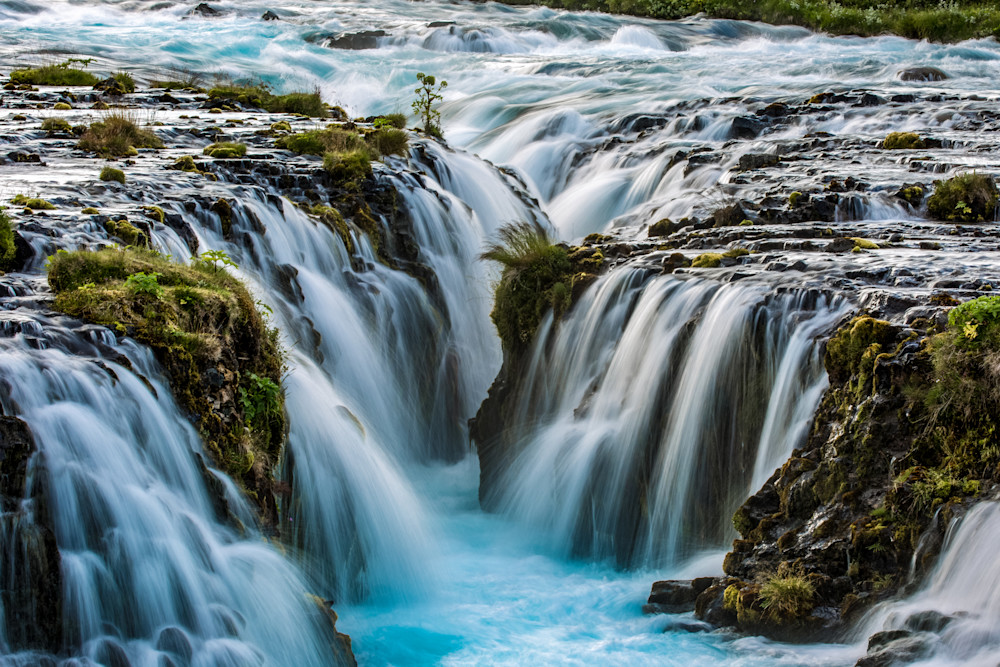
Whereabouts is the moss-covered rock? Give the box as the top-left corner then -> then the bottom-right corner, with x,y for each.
881,132 -> 926,150
47,248 -> 286,526
927,172 -> 998,223
99,166 -> 126,184
203,142 -> 247,158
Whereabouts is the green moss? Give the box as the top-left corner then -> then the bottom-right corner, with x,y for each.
376,113 -> 407,129
99,166 -> 126,184
882,132 -> 926,150
850,237 -> 879,250
143,205 -> 165,224
648,218 -> 676,237
78,111 -> 163,157
104,219 -> 146,247
310,204 -> 353,254
47,248 -> 285,509
269,121 -> 292,133
81,207 -> 99,215
927,173 -> 998,223
52,102 -> 71,111
11,195 -> 55,210
789,191 -> 803,208
824,316 -> 895,388
40,117 -> 72,134
10,64 -> 98,87
692,252 -> 723,268
0,208 -> 15,272
203,142 -> 247,158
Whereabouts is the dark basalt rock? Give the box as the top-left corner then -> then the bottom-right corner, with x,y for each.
856,632 -> 931,667
645,578 -> 715,613
898,67 -> 948,82
326,30 -> 388,50
188,2 -> 222,17
730,116 -> 765,139
261,10 -> 280,20
738,153 -> 779,171
0,417 -> 62,652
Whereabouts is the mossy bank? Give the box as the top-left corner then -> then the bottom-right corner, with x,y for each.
47,247 -> 287,528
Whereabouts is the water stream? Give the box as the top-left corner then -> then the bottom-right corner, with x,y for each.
1,0 -> 999,665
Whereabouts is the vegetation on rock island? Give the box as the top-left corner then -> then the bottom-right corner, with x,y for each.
207,80 -> 328,117
927,172 -> 998,223
10,59 -> 100,86
47,247 -> 286,523
698,295 -> 1000,641
497,0 -> 1000,42
481,222 -> 605,351
77,111 -> 163,157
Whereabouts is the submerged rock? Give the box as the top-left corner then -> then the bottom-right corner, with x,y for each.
326,30 -> 387,50
898,67 -> 948,82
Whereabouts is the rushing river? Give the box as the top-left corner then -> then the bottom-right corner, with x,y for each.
1,0 -> 999,665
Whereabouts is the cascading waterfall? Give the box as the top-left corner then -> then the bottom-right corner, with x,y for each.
0,311 -> 344,665
858,502 -> 1000,666
1,0 -> 1000,663
487,266 -> 850,567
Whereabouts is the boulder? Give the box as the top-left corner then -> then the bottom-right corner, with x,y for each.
326,30 -> 387,50
738,153 -> 779,171
898,67 -> 948,82
261,10 -> 280,20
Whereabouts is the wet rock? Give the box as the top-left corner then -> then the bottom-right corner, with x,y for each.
188,2 -> 222,17
612,113 -> 670,134
660,252 -> 690,274
738,153 -> 779,171
0,417 -> 62,652
428,20 -> 456,28
904,610 -> 953,633
94,77 -> 128,96
261,10 -> 280,20
326,30 -> 388,50
156,626 -> 194,663
758,102 -> 790,118
7,151 -> 41,164
730,116 -> 765,139
898,67 -> 948,82
856,632 -> 930,667
855,93 -> 885,107
646,578 -> 715,613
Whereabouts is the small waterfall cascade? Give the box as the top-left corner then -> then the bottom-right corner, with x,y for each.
0,307 -> 344,665
859,501 -> 1000,666
486,267 -> 850,567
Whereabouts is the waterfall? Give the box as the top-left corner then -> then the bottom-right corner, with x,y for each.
0,311 -> 345,665
486,267 -> 850,567
859,501 -> 1000,666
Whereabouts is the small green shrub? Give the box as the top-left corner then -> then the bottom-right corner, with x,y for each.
947,295 -> 1000,347
412,72 -> 447,138
124,271 -> 163,298
208,81 -> 327,117
99,166 -> 126,184
52,102 -> 71,110
882,132 -> 925,150
203,142 -> 247,158
927,173 -> 998,223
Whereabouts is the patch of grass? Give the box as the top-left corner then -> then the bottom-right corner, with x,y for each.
113,71 -> 136,94
11,195 -> 55,210
208,81 -> 328,117
276,128 -> 369,156
366,127 -> 409,156
927,172 -> 998,223
323,150 -> 372,184
10,62 -> 99,86
77,111 -> 164,157
203,142 -> 247,158
758,573 -> 815,619
481,222 -> 573,350
99,166 -> 126,184
47,247 -> 285,503
375,113 -> 407,129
